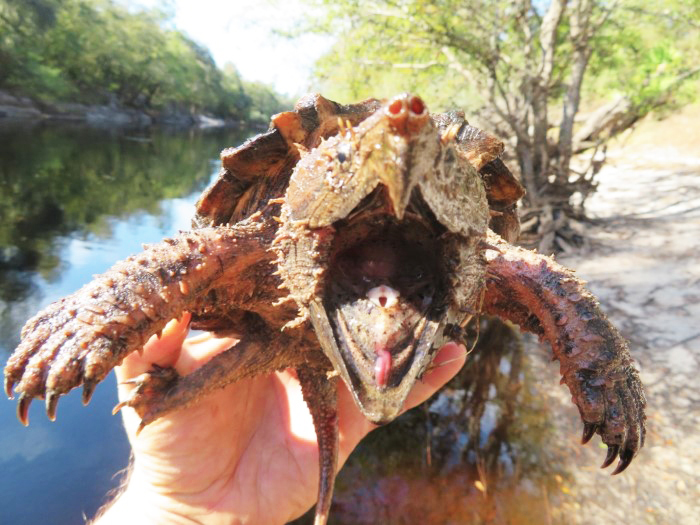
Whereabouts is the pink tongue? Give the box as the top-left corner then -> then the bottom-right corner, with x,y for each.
374,345 -> 392,387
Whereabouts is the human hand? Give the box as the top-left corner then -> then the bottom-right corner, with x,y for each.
95,314 -> 466,524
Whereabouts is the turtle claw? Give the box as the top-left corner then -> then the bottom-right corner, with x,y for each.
45,391 -> 60,421
113,367 -> 180,421
82,379 -> 97,406
17,394 -> 31,426
612,447 -> 635,475
112,400 -> 129,416
5,377 -> 14,399
581,422 -> 597,445
600,444 -> 620,469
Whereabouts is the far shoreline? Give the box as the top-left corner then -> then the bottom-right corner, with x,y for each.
0,89 -> 256,130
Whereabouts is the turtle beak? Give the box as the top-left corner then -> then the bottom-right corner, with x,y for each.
376,94 -> 437,220
309,297 -> 445,424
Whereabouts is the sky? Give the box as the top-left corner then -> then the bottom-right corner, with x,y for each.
121,0 -> 333,96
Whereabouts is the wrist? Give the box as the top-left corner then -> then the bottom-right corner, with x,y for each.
93,466 -> 264,525
93,472 -> 202,525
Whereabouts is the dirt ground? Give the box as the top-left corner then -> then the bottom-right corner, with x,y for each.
538,104 -> 700,524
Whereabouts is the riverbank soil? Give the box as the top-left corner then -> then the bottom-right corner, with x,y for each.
538,104 -> 700,524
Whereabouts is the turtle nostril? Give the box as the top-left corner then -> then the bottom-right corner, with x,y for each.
409,96 -> 425,115
388,98 -> 404,115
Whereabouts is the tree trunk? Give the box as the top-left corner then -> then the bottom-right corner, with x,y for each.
557,0 -> 593,185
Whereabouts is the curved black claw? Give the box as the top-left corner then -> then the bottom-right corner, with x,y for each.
612,447 -> 635,475
111,366 -> 181,433
45,391 -> 60,421
581,422 -> 597,445
17,394 -> 31,426
82,379 -> 97,406
600,444 -> 620,469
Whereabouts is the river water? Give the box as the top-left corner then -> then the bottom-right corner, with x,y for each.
0,121 -> 250,524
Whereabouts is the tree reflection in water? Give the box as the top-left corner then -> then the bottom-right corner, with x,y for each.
0,121 -> 239,356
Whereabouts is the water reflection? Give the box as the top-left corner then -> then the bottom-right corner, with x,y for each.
0,123 -> 218,293
0,121 -> 247,351
0,120 -> 249,524
293,320 -> 570,524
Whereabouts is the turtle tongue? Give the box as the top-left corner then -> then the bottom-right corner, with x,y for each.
309,232 -> 447,425
367,285 -> 400,388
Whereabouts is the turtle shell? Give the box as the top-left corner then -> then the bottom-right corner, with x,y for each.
432,110 -> 525,242
194,95 -> 524,242
193,94 -> 382,228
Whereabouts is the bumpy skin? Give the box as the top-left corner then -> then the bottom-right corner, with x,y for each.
482,231 -> 646,474
5,220 -> 277,422
4,93 -> 645,525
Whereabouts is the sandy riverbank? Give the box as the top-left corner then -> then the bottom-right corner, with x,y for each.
535,104 -> 700,524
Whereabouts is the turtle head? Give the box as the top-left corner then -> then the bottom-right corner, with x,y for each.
285,93 -> 441,229
280,93 -> 482,424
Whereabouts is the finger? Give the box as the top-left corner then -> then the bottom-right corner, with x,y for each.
174,332 -> 239,376
404,342 -> 467,409
115,312 -> 192,383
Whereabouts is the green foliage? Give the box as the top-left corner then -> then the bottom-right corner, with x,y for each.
586,0 -> 700,111
242,78 -> 296,122
307,0 -> 699,113
308,0 -> 485,112
304,0 -> 700,250
0,0 -> 283,120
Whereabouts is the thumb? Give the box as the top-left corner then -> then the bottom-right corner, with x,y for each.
404,342 -> 467,410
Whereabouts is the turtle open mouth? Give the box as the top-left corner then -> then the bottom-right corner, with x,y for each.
309,207 -> 449,424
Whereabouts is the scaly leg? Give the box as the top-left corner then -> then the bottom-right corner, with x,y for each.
482,231 -> 646,474
115,326 -> 307,432
5,219 -> 275,424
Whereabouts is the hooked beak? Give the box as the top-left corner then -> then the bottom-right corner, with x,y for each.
376,94 -> 433,220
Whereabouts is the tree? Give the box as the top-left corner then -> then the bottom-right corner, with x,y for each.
0,0 -> 283,121
307,0 -> 700,251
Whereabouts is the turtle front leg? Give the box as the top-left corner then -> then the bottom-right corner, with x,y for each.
114,324 -> 306,431
482,231 -> 646,474
4,220 -> 275,424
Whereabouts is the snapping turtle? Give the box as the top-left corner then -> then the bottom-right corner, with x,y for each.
4,94 -> 646,524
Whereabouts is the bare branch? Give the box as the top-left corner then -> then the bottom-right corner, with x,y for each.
440,46 -> 479,85
573,65 -> 700,151
538,0 -> 566,86
558,0 -> 596,181
589,0 -> 621,33
355,59 -> 442,70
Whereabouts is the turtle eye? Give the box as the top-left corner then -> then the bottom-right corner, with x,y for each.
336,142 -> 351,164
